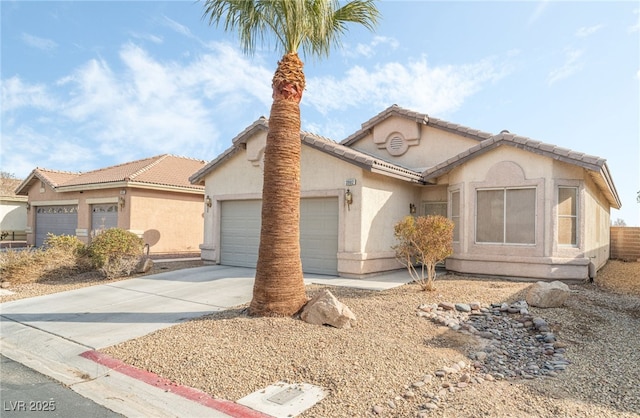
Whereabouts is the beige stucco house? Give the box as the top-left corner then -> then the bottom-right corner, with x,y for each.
16,154 -> 207,255
190,105 -> 621,281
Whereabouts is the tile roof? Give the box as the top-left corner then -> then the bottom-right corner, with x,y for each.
190,118 -> 268,184
17,155 -> 206,195
190,117 -> 425,185
191,105 -> 620,209
340,104 -> 493,146
422,132 -> 620,208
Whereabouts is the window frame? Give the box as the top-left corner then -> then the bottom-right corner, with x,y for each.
557,186 -> 579,247
450,190 -> 461,243
475,187 -> 537,246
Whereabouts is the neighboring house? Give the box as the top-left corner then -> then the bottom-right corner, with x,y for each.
190,105 -> 621,281
1,177 -> 28,242
16,155 -> 207,255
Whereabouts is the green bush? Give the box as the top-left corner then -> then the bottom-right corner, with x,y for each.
88,228 -> 144,278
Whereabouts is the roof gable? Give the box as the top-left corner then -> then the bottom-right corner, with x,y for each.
17,155 -> 206,195
189,118 -> 425,185
422,132 -> 621,208
341,104 -> 493,147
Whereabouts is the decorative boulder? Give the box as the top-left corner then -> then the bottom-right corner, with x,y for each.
135,257 -> 154,274
301,289 -> 357,329
525,281 -> 570,308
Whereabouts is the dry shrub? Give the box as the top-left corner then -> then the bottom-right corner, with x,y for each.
88,228 -> 144,279
0,234 -> 92,284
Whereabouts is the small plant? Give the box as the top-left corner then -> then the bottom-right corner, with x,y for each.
88,228 -> 144,279
393,215 -> 454,291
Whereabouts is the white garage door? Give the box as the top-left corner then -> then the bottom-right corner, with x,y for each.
35,205 -> 78,246
220,197 -> 338,275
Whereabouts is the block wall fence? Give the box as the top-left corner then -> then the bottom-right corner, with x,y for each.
610,227 -> 640,261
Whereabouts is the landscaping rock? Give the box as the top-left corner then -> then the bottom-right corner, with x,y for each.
301,289 -> 357,329
136,257 -> 154,273
526,281 -> 571,308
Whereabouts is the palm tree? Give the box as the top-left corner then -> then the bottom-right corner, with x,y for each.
202,0 -> 379,316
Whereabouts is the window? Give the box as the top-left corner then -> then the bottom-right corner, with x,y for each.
423,202 -> 447,217
451,191 -> 460,242
476,188 -> 536,244
558,187 -> 577,246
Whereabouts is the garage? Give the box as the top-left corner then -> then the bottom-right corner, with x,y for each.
220,197 -> 338,275
91,204 -> 118,235
35,205 -> 78,246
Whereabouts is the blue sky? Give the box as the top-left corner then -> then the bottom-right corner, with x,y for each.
1,1 -> 639,225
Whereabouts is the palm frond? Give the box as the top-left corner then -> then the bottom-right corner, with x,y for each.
202,0 -> 379,58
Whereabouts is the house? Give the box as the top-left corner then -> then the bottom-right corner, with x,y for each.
189,105 -> 621,281
1,177 -> 28,244
16,154 -> 207,255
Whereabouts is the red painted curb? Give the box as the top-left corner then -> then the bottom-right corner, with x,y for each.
80,350 -> 272,418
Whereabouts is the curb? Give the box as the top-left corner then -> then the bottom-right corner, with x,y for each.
80,351 -> 272,418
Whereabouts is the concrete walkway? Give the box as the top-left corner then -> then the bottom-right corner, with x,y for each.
0,265 -> 410,417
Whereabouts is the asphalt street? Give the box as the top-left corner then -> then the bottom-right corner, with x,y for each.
1,355 -> 122,418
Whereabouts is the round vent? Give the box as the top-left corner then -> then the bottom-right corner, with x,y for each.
386,135 -> 408,156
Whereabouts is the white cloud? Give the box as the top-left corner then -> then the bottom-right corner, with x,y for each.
162,15 -> 194,39
129,32 -> 164,44
575,24 -> 604,38
343,36 -> 400,58
547,48 -> 584,85
1,76 -> 57,112
629,8 -> 640,33
1,41 -> 276,176
21,33 -> 57,51
528,0 -> 551,26
305,56 -> 505,117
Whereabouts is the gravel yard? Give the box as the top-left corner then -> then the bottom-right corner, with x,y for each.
102,261 -> 640,418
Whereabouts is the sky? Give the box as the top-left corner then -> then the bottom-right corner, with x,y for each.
1,0 -> 639,225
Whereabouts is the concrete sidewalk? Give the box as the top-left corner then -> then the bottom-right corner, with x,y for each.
1,265 -> 410,417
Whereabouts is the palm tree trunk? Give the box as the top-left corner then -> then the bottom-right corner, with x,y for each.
249,53 -> 307,316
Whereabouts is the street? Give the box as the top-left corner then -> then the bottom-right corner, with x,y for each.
0,355 -> 122,418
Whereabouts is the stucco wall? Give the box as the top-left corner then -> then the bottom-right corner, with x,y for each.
350,123 -> 478,169
1,200 -> 27,232
23,180 -> 203,254
129,189 -> 203,254
443,147 -> 603,280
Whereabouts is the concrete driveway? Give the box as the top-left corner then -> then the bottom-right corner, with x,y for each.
1,265 -> 257,349
0,265 -> 410,417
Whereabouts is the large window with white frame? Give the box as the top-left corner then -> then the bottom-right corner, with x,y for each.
558,186 -> 578,246
476,187 -> 536,244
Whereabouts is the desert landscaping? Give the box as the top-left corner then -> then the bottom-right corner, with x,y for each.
2,259 -> 639,417
101,260 -> 639,418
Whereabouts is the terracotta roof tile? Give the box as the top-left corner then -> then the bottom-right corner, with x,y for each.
26,155 -> 206,192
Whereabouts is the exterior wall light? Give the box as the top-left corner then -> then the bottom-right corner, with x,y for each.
345,189 -> 353,211
118,196 -> 126,210
409,203 -> 416,214
26,202 -> 31,211
205,195 -> 212,208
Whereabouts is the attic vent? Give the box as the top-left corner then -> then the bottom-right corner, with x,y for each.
389,136 -> 404,150
386,135 -> 408,156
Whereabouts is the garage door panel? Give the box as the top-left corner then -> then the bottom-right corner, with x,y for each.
35,205 -> 78,247
220,198 -> 338,275
300,198 -> 338,275
220,200 -> 261,268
